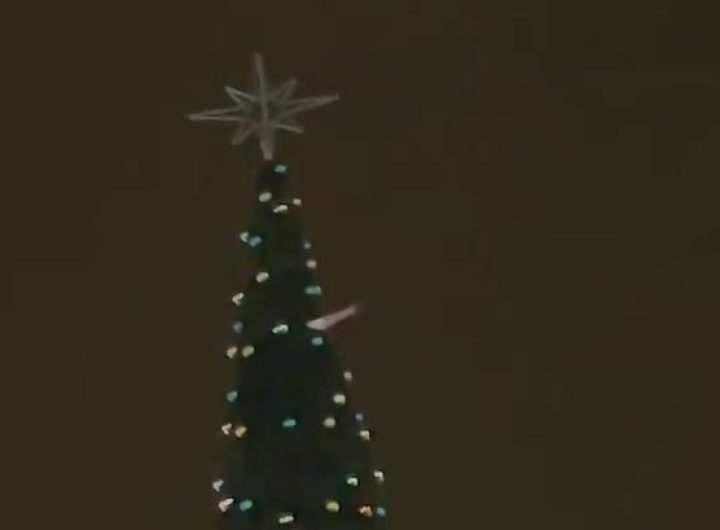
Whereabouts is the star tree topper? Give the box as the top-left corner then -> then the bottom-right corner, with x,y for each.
187,53 -> 339,159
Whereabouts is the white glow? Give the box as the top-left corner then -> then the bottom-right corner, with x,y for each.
232,292 -> 245,305
218,497 -> 234,512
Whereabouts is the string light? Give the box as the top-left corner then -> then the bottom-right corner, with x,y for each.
232,321 -> 244,334
355,412 -> 365,422
343,370 -> 353,382
282,417 -> 297,429
241,345 -> 255,358
212,479 -> 224,492
226,346 -> 238,359
221,423 -> 233,435
358,505 -> 373,517
359,429 -> 371,441
325,499 -> 340,513
376,506 -> 387,517
373,470 -> 385,483
292,198 -> 302,206
345,474 -> 359,486
322,416 -> 336,429
234,425 -> 248,438
226,390 -> 239,403
303,240 -> 312,250
277,512 -> 295,524
272,322 -> 289,335
232,292 -> 245,305
274,164 -> 288,174
306,259 -> 317,269
239,499 -> 254,512
311,336 -> 324,346
239,232 -> 262,247
259,191 -> 272,202
218,498 -> 234,512
332,392 -> 347,405
273,204 -> 289,214
305,285 -> 322,296
256,271 -> 270,283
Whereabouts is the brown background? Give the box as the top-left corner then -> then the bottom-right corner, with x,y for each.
2,2 -> 719,529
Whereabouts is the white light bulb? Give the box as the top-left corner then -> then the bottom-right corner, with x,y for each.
221,423 -> 233,435
226,346 -> 238,359
359,429 -> 371,441
256,271 -> 270,283
292,198 -> 302,206
259,191 -> 272,202
218,497 -> 234,512
306,259 -> 317,269
332,392 -> 347,405
241,345 -> 255,358
273,204 -> 289,214
373,469 -> 385,483
343,370 -> 353,382
272,323 -> 289,335
322,416 -> 336,428
325,499 -> 340,512
278,512 -> 295,524
212,479 -> 224,492
232,292 -> 245,305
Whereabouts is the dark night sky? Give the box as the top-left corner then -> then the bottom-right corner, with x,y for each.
2,2 -> 719,529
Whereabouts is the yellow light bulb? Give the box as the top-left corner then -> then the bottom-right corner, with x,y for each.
234,425 -> 247,438
358,505 -> 373,517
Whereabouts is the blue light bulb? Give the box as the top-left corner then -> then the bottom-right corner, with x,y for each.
305,285 -> 322,296
282,417 -> 297,429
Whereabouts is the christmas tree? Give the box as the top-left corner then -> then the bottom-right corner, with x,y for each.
188,54 -> 389,530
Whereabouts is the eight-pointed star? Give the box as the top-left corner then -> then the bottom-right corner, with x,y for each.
187,53 -> 339,159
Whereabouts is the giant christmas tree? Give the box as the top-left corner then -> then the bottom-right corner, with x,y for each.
188,54 -> 389,530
